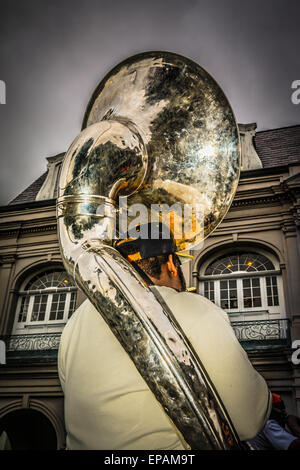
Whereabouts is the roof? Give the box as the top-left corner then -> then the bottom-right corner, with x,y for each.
254,125 -> 300,168
9,171 -> 48,205
8,152 -> 64,206
7,125 -> 300,206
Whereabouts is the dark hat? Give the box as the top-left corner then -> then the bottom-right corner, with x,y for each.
113,222 -> 193,264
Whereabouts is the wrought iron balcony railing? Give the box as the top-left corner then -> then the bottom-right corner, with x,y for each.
1,333 -> 62,362
5,333 -> 61,350
0,318 -> 291,362
230,318 -> 291,350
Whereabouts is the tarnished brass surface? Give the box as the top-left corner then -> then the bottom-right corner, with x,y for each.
57,52 -> 243,449
82,51 -> 240,249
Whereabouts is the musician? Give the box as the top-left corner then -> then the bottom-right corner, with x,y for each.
58,222 -> 272,450
248,393 -> 300,450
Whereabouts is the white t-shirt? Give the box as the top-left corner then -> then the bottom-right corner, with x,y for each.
58,286 -> 271,449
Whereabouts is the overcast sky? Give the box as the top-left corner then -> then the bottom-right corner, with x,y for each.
0,0 -> 299,205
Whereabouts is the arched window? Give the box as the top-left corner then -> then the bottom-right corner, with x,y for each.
13,269 -> 77,335
199,251 -> 284,319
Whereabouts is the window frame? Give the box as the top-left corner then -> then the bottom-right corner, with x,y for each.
198,249 -> 285,318
12,268 -> 77,334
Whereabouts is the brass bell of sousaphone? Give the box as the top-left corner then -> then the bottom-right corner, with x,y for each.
57,52 -> 242,449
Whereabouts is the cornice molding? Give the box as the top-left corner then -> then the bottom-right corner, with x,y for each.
0,223 -> 57,239
281,172 -> 300,226
231,193 -> 289,208
21,224 -> 57,235
0,253 -> 17,265
0,199 -> 56,213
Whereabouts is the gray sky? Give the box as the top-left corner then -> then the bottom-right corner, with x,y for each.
0,0 -> 299,205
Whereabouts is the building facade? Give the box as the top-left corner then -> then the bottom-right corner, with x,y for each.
0,123 -> 299,449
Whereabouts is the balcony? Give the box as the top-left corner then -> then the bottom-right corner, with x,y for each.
1,333 -> 62,363
230,318 -> 291,351
0,319 -> 291,363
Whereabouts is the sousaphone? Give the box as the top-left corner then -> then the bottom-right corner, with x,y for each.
57,52 -> 241,449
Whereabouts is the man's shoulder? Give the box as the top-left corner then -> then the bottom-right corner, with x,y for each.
154,285 -> 211,304
65,298 -> 91,321
61,299 -> 101,337
154,286 -> 230,323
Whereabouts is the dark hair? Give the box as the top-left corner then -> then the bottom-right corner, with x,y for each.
136,253 -> 186,290
136,254 -> 169,279
270,400 -> 287,428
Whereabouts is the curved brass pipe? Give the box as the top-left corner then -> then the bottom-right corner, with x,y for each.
57,52 -> 243,449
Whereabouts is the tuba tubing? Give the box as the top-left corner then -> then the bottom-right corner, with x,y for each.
57,211 -> 241,449
57,51 -> 244,449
